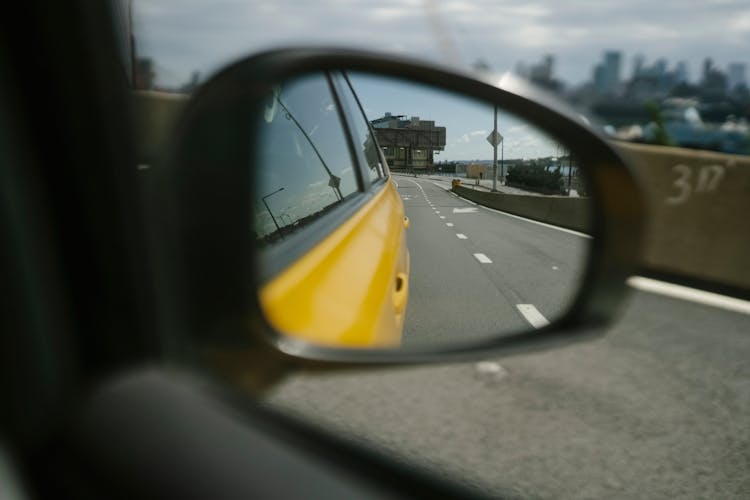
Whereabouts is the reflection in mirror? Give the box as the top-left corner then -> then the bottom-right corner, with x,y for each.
253,71 -> 591,351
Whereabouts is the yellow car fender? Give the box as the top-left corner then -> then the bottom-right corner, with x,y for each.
260,177 -> 409,348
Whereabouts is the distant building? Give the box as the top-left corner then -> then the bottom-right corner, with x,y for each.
371,113 -> 446,170
516,55 -> 563,92
592,51 -> 622,95
701,58 -> 728,96
728,63 -> 747,90
135,58 -> 155,90
625,57 -> 681,99
180,71 -> 201,93
675,61 -> 689,84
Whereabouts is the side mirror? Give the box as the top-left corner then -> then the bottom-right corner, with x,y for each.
157,48 -> 644,368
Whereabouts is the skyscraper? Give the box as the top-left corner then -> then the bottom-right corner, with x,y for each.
728,63 -> 747,90
594,51 -> 622,94
675,62 -> 689,84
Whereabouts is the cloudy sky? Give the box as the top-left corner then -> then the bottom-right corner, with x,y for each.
134,0 -> 750,89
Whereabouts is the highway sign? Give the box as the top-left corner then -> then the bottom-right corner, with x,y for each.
486,130 -> 503,147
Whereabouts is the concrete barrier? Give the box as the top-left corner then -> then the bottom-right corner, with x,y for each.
612,142 -> 750,291
452,185 -> 591,233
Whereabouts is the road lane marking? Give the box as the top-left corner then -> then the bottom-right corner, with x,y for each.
473,253 -> 492,263
516,304 -> 550,329
392,179 -> 399,188
440,216 -> 446,219
628,276 -> 750,315
453,207 -> 478,213
435,210 -> 440,214
446,223 -> 454,227
474,361 -> 508,381
456,233 -> 468,239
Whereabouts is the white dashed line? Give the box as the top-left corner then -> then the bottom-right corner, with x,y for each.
456,233 -> 468,239
440,216 -> 446,219
473,253 -> 492,264
446,223 -> 454,227
628,276 -> 750,316
516,304 -> 550,329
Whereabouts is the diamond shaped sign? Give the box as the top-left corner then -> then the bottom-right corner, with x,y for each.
486,130 -> 503,147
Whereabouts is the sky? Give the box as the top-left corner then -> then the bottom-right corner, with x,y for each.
131,0 -> 750,160
133,0 -> 750,87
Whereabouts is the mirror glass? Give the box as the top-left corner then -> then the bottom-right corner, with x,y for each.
253,71 -> 591,350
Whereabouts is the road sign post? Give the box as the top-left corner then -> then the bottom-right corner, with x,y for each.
486,115 -> 503,192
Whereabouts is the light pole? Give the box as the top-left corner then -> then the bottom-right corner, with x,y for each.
492,106 -> 498,192
262,187 -> 285,238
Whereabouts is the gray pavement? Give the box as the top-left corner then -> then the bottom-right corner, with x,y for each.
264,175 -> 750,499
397,176 -> 589,348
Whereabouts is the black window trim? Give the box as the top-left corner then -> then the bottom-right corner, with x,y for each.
327,71 -> 386,189
341,71 -> 389,179
324,71 -> 367,194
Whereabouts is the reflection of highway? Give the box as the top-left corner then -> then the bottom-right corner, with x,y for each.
396,175 -> 589,347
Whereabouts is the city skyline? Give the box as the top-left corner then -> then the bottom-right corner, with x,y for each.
134,0 -> 750,90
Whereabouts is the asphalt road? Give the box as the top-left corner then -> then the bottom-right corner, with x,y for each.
265,175 -> 750,499
395,176 -> 589,348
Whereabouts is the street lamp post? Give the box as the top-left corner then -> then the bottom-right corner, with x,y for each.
492,106 -> 498,192
262,187 -> 285,238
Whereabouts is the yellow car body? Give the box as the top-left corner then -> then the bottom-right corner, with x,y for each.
260,176 -> 409,348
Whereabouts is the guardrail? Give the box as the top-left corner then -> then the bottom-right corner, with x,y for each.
451,185 -> 591,234
132,91 -> 749,291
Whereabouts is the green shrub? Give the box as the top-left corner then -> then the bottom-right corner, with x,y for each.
506,161 -> 564,193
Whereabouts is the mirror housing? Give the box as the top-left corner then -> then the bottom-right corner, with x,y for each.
156,48 -> 645,369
